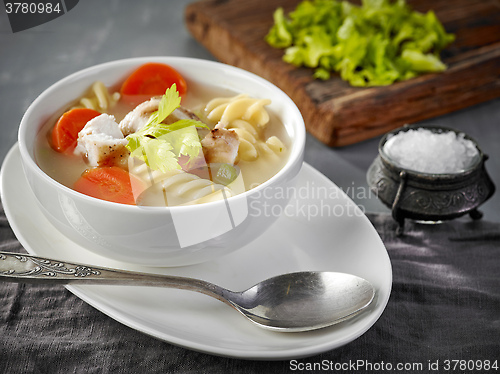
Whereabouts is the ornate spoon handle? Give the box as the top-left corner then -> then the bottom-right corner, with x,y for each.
0,251 -> 230,303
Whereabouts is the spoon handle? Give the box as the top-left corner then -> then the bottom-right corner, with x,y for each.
0,251 -> 230,304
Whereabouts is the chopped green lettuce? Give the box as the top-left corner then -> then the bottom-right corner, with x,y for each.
265,7 -> 293,48
265,0 -> 455,86
125,85 -> 210,172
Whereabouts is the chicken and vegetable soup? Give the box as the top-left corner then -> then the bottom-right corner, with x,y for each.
35,63 -> 290,206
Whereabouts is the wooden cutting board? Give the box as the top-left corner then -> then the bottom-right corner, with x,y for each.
185,0 -> 500,147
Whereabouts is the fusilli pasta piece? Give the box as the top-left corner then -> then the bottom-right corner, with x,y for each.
206,94 -> 271,128
204,94 -> 286,162
224,119 -> 286,162
130,161 -> 232,206
161,172 -> 231,201
73,81 -> 120,112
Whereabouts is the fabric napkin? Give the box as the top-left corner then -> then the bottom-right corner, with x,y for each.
1,200 -> 499,373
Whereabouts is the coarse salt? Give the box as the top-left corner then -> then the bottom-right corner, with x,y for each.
383,128 -> 479,174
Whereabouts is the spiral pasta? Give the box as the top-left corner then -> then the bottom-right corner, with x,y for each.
161,172 -> 231,202
205,95 -> 286,162
227,120 -> 285,161
72,81 -> 120,112
205,94 -> 271,128
129,161 -> 232,206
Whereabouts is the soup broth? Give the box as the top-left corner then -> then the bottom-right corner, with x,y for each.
35,75 -> 290,207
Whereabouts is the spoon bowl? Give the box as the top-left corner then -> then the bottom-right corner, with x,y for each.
0,251 -> 375,332
233,272 -> 374,331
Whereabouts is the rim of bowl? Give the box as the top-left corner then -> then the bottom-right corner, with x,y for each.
18,56 -> 306,212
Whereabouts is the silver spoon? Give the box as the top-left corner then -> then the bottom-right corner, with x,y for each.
0,251 -> 375,332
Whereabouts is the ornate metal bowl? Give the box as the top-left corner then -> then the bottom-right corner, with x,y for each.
367,125 -> 495,234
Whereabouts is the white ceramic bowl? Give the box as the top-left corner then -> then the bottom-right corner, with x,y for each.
18,57 -> 305,266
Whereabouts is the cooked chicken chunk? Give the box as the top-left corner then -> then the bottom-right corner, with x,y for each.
75,114 -> 128,167
201,128 -> 239,165
119,97 -> 160,136
119,97 -> 203,136
170,107 -> 204,123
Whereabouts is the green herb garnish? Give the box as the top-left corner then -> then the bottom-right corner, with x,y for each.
265,0 -> 455,87
126,84 -> 209,172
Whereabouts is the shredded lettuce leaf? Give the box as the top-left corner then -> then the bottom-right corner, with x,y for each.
125,85 -> 210,172
265,0 -> 455,86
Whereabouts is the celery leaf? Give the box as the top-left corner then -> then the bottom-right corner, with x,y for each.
125,86 -> 210,172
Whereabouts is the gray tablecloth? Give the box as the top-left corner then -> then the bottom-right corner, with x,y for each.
1,200 -> 499,373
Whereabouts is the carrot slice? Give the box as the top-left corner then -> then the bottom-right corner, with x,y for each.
120,62 -> 188,96
73,167 -> 143,205
51,108 -> 101,153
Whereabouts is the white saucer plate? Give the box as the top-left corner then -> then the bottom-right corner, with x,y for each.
1,143 -> 392,360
